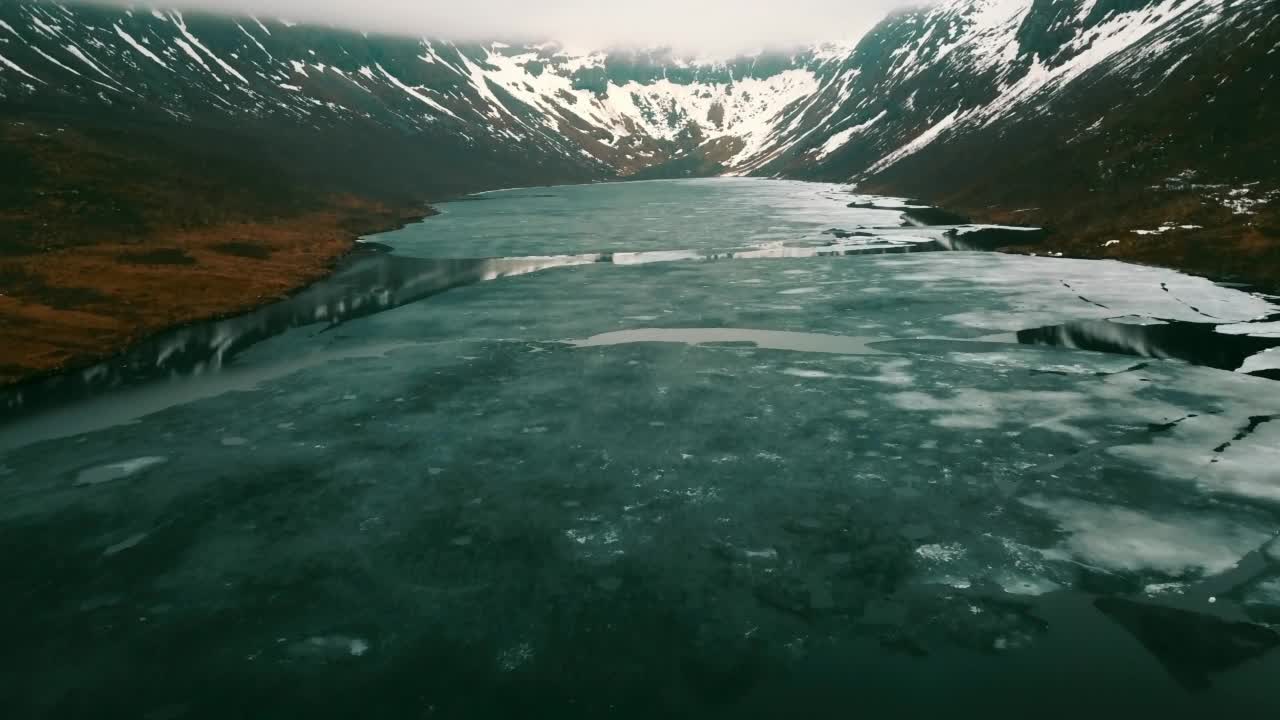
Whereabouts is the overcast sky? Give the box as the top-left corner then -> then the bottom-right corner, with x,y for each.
113,1 -> 923,54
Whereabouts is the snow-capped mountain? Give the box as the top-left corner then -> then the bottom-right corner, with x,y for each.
0,1 -> 848,177
763,0 -> 1278,191
1,0 -> 1277,243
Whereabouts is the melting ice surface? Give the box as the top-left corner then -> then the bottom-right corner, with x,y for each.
3,178 -> 1280,716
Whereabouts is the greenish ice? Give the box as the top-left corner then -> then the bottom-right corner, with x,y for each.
2,179 -> 1280,718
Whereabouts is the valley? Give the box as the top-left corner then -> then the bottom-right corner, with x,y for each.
3,179 -> 1280,717
3,0 -> 1280,708
2,0 -> 1278,383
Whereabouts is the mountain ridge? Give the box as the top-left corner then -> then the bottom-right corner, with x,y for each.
3,1 -> 1273,185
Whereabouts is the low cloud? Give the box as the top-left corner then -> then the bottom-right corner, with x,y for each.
98,1 -> 922,54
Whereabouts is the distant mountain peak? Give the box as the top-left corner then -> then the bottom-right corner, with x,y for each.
1,0 -> 1274,190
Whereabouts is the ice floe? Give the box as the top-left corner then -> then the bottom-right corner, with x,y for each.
1023,495 -> 1272,577
74,456 -> 168,486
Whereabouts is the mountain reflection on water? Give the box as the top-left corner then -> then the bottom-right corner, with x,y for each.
5,240 -> 1280,420
0,235 -> 961,418
1017,318 -> 1280,376
0,250 -> 590,417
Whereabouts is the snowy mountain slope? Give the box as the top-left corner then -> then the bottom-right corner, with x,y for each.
3,1 -> 1271,183
795,0 -> 1280,290
2,0 -> 1277,270
0,1 -> 847,176
763,0 -> 1278,182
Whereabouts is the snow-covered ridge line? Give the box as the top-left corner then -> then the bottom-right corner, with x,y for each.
853,0 -> 1252,176
0,0 -> 1264,182
0,0 -> 841,173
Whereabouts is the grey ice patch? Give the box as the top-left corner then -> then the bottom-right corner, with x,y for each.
997,574 -> 1062,596
781,368 -> 840,379
889,388 -> 1094,441
1239,348 -> 1280,375
74,456 -> 167,486
1217,320 -> 1280,338
567,328 -> 887,356
103,533 -> 148,557
856,358 -> 914,386
1143,582 -> 1188,597
1023,495 -> 1271,576
290,635 -> 370,660
915,543 -> 965,563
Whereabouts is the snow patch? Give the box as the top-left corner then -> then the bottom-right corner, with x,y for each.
62,44 -> 118,85
170,11 -> 249,84
115,24 -> 170,70
867,110 -> 963,174
815,110 -> 887,160
375,63 -> 463,121
0,51 -> 41,82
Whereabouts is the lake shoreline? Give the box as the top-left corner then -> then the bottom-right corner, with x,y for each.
0,198 -> 440,390
937,202 -> 1280,298
3,179 -> 1274,391
6,177 -> 1279,715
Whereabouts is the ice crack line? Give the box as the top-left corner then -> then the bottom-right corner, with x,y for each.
1212,414 -> 1279,457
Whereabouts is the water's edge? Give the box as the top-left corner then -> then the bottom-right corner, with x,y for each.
3,181 -> 1274,425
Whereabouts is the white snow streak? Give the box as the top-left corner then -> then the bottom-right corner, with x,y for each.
815,110 -> 886,160
32,46 -> 82,76
173,38 -> 212,73
63,44 -> 115,82
115,24 -> 170,70
237,24 -> 272,59
0,50 -> 41,82
170,11 -> 249,84
375,63 -> 463,121
868,110 -> 961,173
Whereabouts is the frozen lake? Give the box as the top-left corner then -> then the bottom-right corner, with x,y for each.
3,178 -> 1280,716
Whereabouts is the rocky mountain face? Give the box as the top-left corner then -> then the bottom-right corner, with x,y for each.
767,0 -> 1280,286
1,0 -> 1278,276
0,1 -> 842,181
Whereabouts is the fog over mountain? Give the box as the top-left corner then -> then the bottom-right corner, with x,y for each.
89,0 -> 919,53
